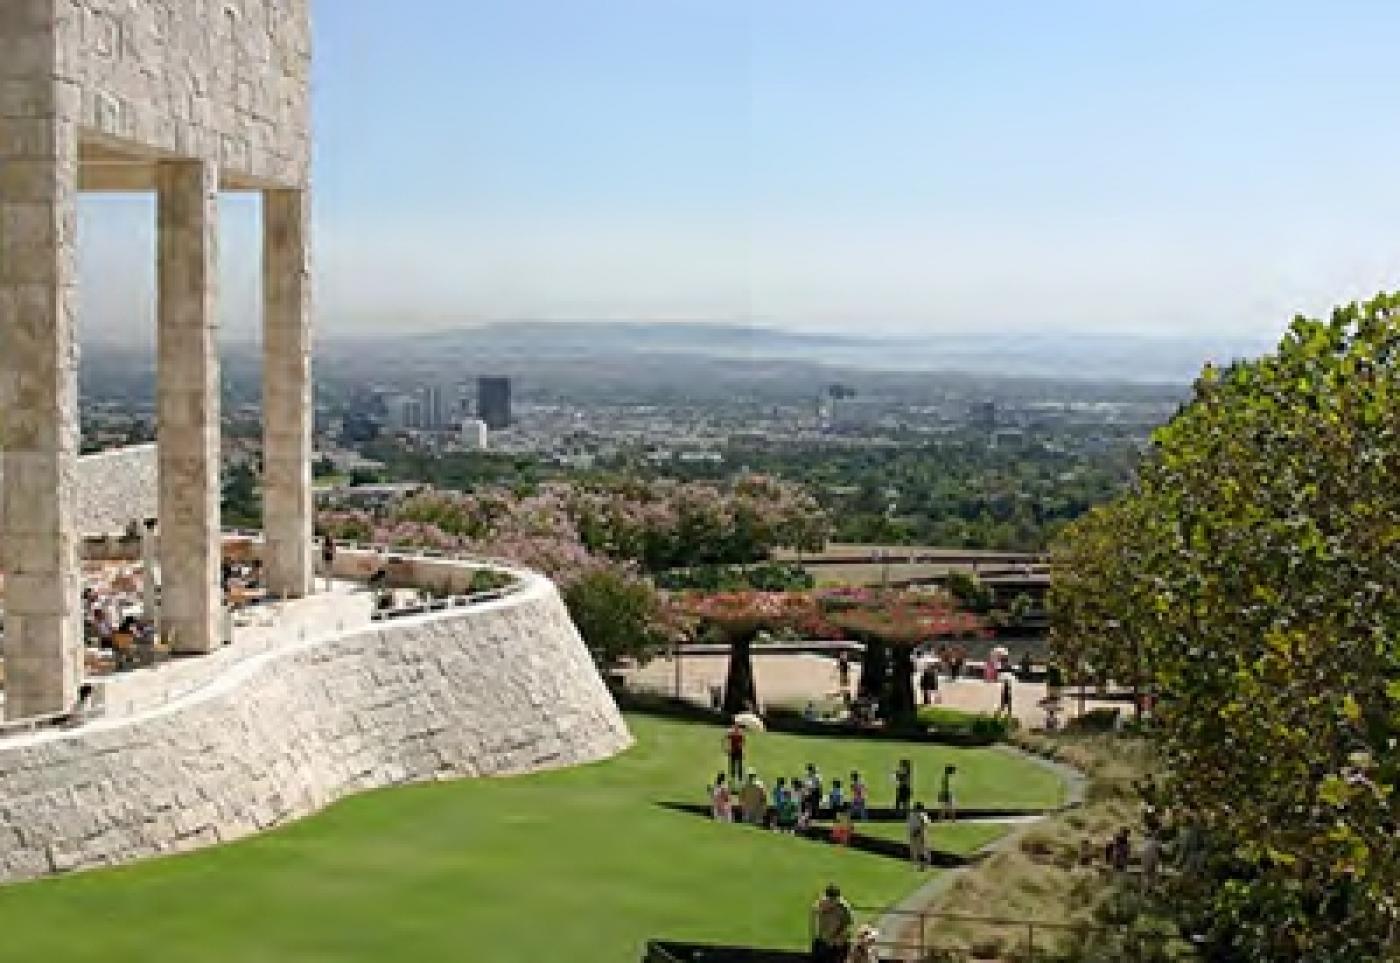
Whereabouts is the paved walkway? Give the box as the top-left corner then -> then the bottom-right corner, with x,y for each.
625,652 -> 1126,727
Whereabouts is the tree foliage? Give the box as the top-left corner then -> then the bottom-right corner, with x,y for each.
1051,294 -> 1400,960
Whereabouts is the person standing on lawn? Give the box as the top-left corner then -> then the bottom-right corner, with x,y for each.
810,884 -> 855,963
709,773 -> 732,822
907,802 -> 931,870
849,771 -> 868,821
893,759 -> 913,816
723,722 -> 746,781
938,764 -> 958,821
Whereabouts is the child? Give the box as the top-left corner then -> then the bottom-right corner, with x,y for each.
827,779 -> 844,814
849,771 -> 868,821
710,773 -> 732,822
776,779 -> 799,833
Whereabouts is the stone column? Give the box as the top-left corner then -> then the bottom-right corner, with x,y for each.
262,189 -> 313,598
0,67 -> 82,719
156,160 -> 222,654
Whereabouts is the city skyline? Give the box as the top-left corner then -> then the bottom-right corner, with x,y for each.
78,0 -> 1400,343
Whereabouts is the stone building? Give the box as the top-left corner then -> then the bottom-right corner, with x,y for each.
0,1 -> 314,718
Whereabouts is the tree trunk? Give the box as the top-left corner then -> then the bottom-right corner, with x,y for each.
722,635 -> 758,717
886,644 -> 918,727
858,637 -> 887,704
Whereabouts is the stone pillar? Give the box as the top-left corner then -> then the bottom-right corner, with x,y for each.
262,189 -> 313,598
156,160 -> 222,654
0,65 -> 82,719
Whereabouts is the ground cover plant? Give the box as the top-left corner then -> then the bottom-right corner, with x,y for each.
0,716 -> 1063,962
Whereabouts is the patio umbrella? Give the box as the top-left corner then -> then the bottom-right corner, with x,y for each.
733,711 -> 766,732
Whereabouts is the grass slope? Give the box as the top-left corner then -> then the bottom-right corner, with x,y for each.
0,716 -> 1063,962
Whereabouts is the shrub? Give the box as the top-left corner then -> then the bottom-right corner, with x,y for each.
918,706 -> 1012,742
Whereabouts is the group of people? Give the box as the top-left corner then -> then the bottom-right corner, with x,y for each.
82,588 -> 158,671
712,723 -> 960,869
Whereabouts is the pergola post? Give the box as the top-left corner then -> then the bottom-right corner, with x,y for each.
156,159 -> 222,655
262,188 -> 313,599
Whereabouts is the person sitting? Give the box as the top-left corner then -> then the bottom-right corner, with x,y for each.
110,617 -> 139,671
831,803 -> 854,846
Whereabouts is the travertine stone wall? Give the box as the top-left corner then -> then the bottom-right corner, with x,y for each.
1,444 -> 158,538
63,0 -> 311,187
0,573 -> 631,882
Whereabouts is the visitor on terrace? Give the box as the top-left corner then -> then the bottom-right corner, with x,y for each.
810,884 -> 854,963
319,535 -> 337,593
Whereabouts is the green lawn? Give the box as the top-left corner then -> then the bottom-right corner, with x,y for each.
851,820 -> 1012,855
0,715 -> 1063,962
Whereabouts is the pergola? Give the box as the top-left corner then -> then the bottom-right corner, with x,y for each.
0,1 -> 314,718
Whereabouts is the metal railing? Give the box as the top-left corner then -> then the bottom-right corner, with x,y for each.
844,905 -> 1197,962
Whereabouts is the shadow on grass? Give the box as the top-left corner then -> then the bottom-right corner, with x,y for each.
645,941 -> 810,962
657,802 -> 973,868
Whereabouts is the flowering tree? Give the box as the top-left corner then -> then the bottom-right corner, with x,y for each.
676,591 -> 837,716
825,591 -> 989,725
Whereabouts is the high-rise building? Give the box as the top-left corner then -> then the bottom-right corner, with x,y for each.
460,418 -> 489,451
971,400 -> 997,433
422,384 -> 446,431
478,376 -> 512,430
386,393 -> 423,431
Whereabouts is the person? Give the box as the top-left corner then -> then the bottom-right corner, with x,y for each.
996,674 -> 1014,718
723,722 -> 746,781
740,771 -> 767,825
831,803 -> 854,846
776,778 -> 800,833
836,650 -> 851,692
319,535 -> 337,593
803,700 -> 819,722
983,654 -> 998,683
1019,652 -> 1033,680
849,771 -> 868,821
919,661 -> 940,706
803,763 -> 824,819
827,779 -> 844,814
849,925 -> 880,963
937,764 -> 957,820
810,884 -> 854,963
1111,827 -> 1131,874
906,802 -> 931,869
709,773 -> 732,822
1141,833 -> 1161,891
893,759 -> 913,816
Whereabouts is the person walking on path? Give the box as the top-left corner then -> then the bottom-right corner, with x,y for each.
919,661 -> 940,706
907,802 -> 931,869
996,674 -> 1014,718
893,759 -> 913,816
723,723 -> 746,781
319,535 -> 337,593
810,884 -> 854,963
937,764 -> 957,821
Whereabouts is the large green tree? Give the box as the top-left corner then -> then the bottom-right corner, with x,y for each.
1052,294 -> 1400,961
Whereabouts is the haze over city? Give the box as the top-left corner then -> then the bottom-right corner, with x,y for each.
78,0 -> 1400,349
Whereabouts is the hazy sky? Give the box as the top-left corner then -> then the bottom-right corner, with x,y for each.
79,0 -> 1400,343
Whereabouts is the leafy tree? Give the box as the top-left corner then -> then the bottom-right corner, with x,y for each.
1052,293 -> 1400,960
562,568 -> 671,670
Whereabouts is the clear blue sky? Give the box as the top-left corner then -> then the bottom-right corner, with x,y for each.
80,0 -> 1400,342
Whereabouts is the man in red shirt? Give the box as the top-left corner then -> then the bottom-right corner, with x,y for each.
723,723 -> 746,781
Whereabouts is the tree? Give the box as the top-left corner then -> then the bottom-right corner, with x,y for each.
562,568 -> 671,670
1052,293 -> 1400,960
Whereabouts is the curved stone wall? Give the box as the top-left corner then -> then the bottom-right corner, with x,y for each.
0,572 -> 631,881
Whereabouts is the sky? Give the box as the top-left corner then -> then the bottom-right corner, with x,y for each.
79,0 -> 1400,344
